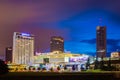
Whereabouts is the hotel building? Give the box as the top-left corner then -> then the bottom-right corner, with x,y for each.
12,32 -> 34,65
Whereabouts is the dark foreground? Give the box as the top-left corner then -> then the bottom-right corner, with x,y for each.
1,72 -> 120,80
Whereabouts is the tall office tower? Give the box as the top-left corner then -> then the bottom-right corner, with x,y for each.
96,26 -> 106,57
12,32 -> 34,65
5,47 -> 12,63
50,36 -> 64,52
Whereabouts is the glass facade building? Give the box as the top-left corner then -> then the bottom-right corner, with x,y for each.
50,36 -> 64,52
96,26 -> 106,57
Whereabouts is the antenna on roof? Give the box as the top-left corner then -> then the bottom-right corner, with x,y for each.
99,17 -> 102,26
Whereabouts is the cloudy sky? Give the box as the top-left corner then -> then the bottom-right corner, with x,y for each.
0,0 -> 120,56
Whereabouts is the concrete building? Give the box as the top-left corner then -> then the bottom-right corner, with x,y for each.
0,56 -> 5,61
5,47 -> 12,63
50,36 -> 64,52
96,26 -> 106,57
111,52 -> 120,58
12,32 -> 34,65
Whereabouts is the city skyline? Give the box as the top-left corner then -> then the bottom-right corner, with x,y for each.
0,0 -> 120,57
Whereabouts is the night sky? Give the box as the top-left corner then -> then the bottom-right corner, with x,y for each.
0,0 -> 120,57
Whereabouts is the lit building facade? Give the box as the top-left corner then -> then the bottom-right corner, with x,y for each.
12,32 -> 34,65
96,26 -> 106,57
5,47 -> 12,63
34,51 -> 89,64
111,52 -> 120,58
50,36 -> 64,52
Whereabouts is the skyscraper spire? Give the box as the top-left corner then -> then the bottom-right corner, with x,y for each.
99,17 -> 102,26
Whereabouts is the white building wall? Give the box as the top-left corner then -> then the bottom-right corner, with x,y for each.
49,58 -> 65,63
12,32 -> 34,65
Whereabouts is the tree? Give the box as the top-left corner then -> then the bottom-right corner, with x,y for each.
0,59 -> 9,75
37,67 -> 41,70
72,65 -> 76,71
94,57 -> 99,69
57,66 -> 60,71
100,56 -> 104,70
107,58 -> 112,71
49,67 -> 54,72
86,57 -> 90,70
64,65 -> 67,70
108,58 -> 111,67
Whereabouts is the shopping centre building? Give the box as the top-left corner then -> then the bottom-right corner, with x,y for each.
34,51 -> 89,68
7,51 -> 90,71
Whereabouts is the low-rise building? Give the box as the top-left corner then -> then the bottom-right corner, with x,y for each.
34,51 -> 89,64
111,52 -> 120,58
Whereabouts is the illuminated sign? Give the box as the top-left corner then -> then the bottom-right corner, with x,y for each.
53,38 -> 64,42
64,57 -> 69,62
69,57 -> 88,62
21,33 -> 30,36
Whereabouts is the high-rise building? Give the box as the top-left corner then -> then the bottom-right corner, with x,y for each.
96,26 -> 106,57
5,47 -> 12,63
50,36 -> 64,52
12,32 -> 34,65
